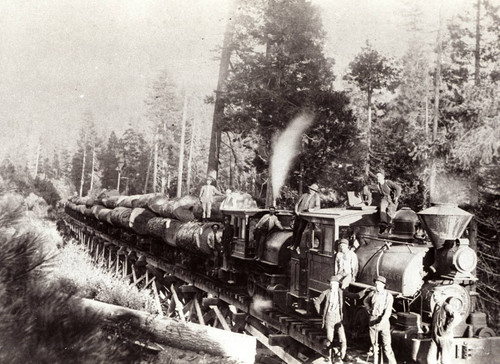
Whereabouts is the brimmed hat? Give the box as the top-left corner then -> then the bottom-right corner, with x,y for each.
309,183 -> 319,192
374,276 -> 387,285
339,238 -> 349,246
329,275 -> 341,283
211,223 -> 220,229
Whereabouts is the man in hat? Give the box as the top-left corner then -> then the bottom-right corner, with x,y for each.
199,178 -> 224,221
334,239 -> 359,289
289,183 -> 321,254
363,275 -> 396,364
313,275 -> 347,362
427,289 -> 461,364
254,206 -> 284,261
375,172 -> 402,234
207,223 -> 223,269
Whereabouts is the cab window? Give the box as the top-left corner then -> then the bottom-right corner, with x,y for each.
322,225 -> 334,255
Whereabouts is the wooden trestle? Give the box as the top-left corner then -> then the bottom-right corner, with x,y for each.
62,215 -> 333,364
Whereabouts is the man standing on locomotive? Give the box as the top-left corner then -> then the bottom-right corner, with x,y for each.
289,183 -> 321,254
375,172 -> 402,234
313,275 -> 347,363
254,206 -> 284,261
334,239 -> 358,289
364,275 -> 397,364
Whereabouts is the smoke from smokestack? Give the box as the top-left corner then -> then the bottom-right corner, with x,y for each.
430,173 -> 476,205
271,112 -> 314,199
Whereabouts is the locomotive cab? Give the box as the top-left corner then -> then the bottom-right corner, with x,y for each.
287,207 -> 378,310
222,208 -> 293,264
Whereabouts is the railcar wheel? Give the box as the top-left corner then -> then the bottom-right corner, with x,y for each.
247,273 -> 256,297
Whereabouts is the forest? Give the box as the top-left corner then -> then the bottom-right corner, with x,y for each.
1,0 -> 499,331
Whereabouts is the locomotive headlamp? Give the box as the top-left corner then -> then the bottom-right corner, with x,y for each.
452,240 -> 477,275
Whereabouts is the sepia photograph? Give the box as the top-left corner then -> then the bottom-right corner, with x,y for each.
0,0 -> 499,363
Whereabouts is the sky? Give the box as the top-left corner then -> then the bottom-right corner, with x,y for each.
0,0 -> 474,165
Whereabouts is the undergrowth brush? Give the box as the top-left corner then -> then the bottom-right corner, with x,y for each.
50,242 -> 157,313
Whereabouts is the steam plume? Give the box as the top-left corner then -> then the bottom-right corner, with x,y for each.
271,112 -> 314,199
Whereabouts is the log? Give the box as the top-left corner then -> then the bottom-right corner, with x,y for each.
80,298 -> 256,364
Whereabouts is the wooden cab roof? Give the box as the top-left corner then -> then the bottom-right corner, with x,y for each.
300,206 -> 378,226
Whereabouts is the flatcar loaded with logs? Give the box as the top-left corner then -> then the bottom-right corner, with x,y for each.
61,188 -> 500,364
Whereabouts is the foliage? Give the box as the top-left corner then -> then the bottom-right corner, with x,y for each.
0,193 -> 131,363
344,42 -> 400,97
50,242 -> 157,313
99,131 -> 121,190
218,0 -> 361,203
118,128 -> 151,195
33,177 -> 61,206
70,113 -> 101,196
145,71 -> 183,194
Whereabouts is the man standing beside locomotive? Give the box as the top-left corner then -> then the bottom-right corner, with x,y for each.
199,178 -> 224,221
334,239 -> 359,289
375,172 -> 402,234
207,223 -> 223,270
289,183 -> 321,254
254,206 -> 284,261
427,289 -> 460,364
313,275 -> 347,363
364,275 -> 397,364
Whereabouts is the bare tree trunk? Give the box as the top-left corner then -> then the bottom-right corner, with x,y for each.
79,133 -> 87,197
89,144 -> 96,192
152,135 -> 159,193
143,146 -> 154,194
34,142 -> 40,179
365,89 -> 372,176
429,7 -> 442,204
207,0 -> 236,180
177,92 -> 188,197
475,0 -> 481,86
186,115 -> 196,194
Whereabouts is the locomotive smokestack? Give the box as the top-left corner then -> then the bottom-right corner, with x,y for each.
417,203 -> 472,249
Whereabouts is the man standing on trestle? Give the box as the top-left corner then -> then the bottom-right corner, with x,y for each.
364,276 -> 397,364
313,275 -> 347,363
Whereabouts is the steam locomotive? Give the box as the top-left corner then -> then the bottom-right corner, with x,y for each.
63,191 -> 500,363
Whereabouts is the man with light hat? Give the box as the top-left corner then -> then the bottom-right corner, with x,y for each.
363,275 -> 396,364
313,275 -> 347,362
334,239 -> 359,289
289,183 -> 321,254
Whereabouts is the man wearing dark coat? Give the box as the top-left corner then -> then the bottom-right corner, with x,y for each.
375,172 -> 402,233
313,275 -> 347,363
